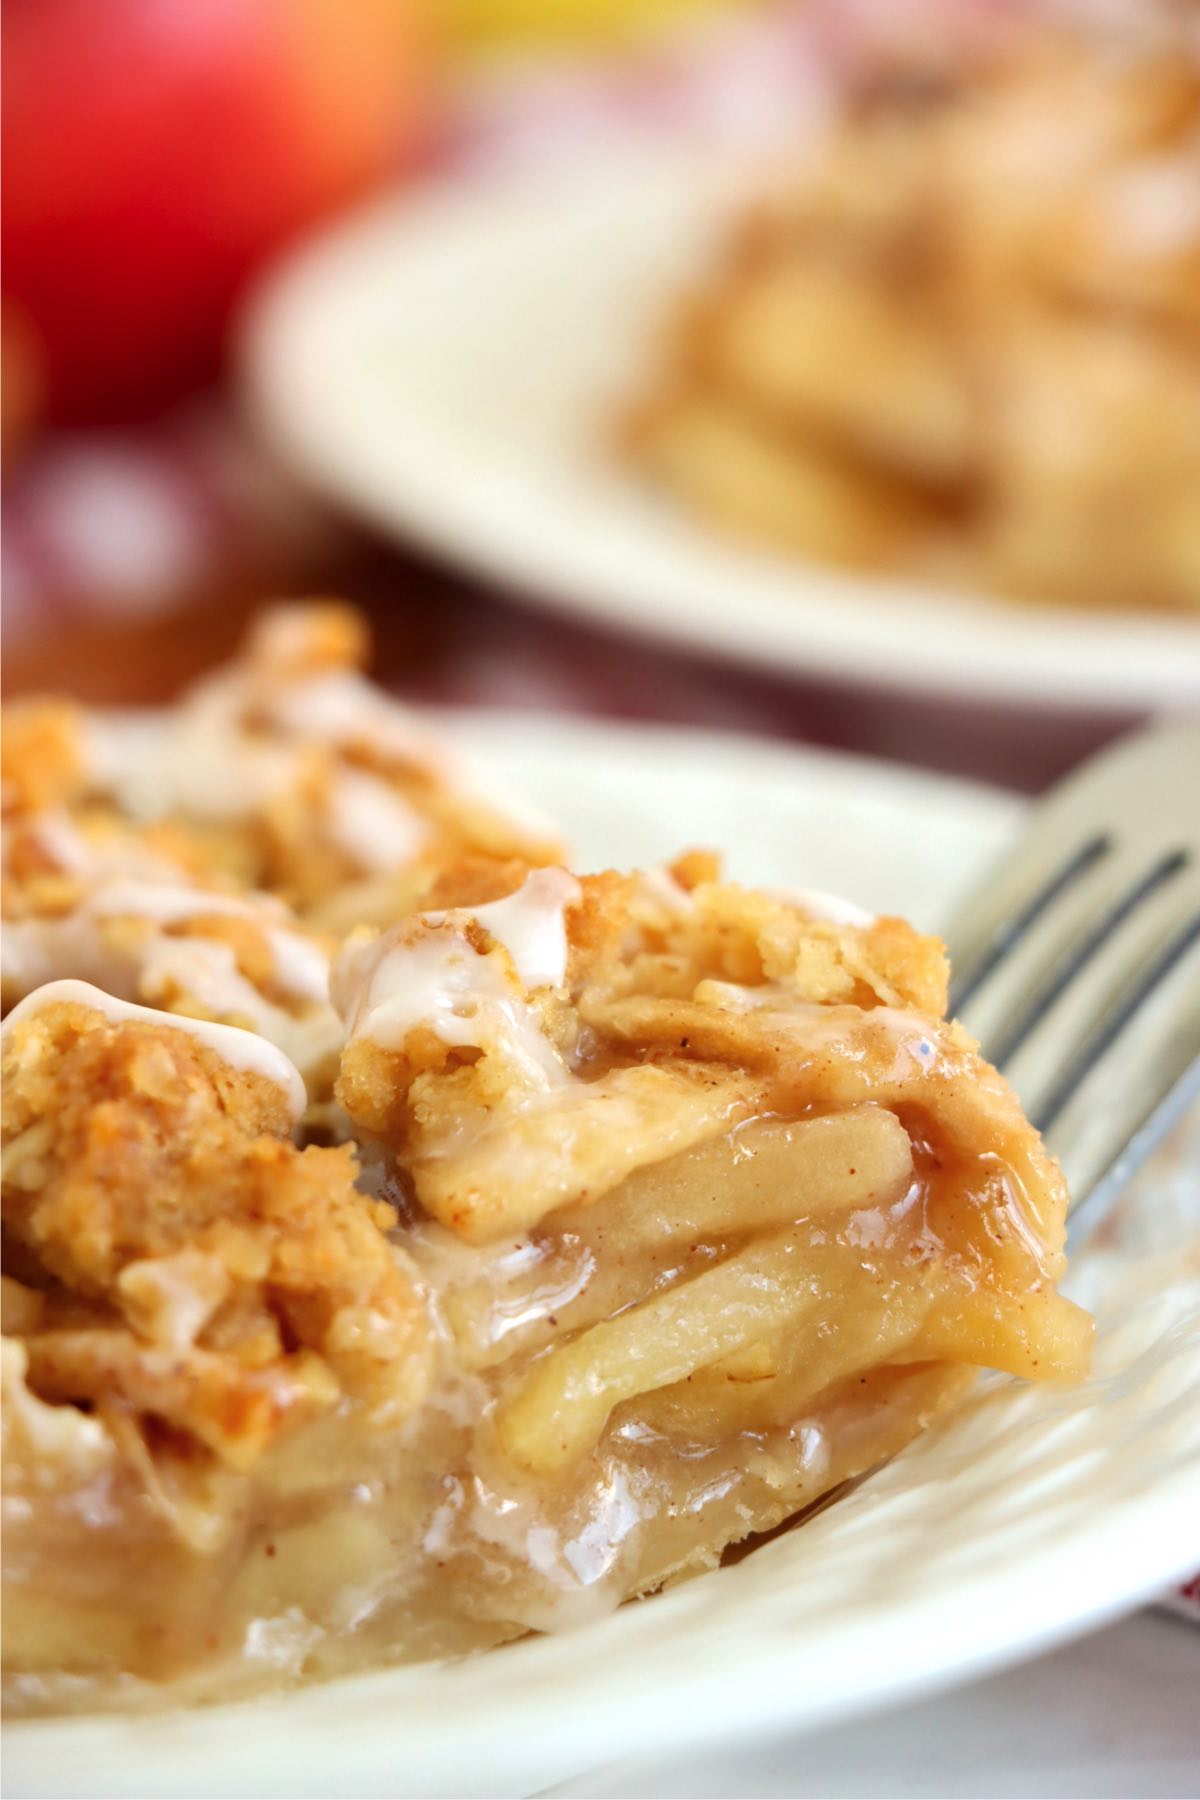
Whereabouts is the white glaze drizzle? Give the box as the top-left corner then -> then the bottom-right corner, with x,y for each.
87,880 -> 281,926
1105,153 -> 1200,255
637,867 -> 695,912
262,671 -> 445,769
324,768 -> 432,873
85,879 -> 331,1003
2,873 -> 333,1053
333,871 -> 581,1092
1,979 -> 308,1119
83,703 -> 296,826
20,811 -> 91,876
450,760 -> 561,844
336,928 -> 568,1091
266,672 -> 558,832
770,886 -> 876,928
78,658 -> 546,881
426,868 -> 581,989
2,907 -> 128,998
266,672 -> 562,846
3,809 -> 184,886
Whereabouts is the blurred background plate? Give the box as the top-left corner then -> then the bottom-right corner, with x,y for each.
243,153 -> 1200,718
9,716 -> 1200,1800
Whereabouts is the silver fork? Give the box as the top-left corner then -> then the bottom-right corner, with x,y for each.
944,720 -> 1200,1221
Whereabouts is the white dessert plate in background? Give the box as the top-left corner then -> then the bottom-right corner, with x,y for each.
242,156 -> 1200,716
9,718 -> 1200,1800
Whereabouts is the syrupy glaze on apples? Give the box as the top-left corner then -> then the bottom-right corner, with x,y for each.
4,1133 -> 981,1713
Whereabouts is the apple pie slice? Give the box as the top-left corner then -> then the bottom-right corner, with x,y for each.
2,857 -> 1091,1714
622,20 -> 1200,612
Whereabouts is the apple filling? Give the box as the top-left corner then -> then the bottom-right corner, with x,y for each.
2,858 -> 1091,1714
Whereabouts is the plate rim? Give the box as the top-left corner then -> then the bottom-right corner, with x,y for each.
240,157 -> 1200,718
9,1433 -> 1199,1800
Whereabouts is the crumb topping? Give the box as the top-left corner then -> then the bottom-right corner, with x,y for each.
2,997 -> 429,1466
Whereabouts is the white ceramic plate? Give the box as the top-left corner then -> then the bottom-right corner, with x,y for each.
9,717 -> 1200,1800
242,156 -> 1200,716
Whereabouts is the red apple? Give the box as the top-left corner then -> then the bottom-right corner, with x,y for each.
2,0 -> 434,421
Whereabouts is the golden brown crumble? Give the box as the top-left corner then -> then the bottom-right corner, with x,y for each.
2,600 -> 564,924
2,1001 -> 429,1466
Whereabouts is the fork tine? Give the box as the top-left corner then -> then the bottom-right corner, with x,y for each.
996,860 -> 1200,1103
948,722 -> 1200,1018
989,850 -> 1190,1070
953,844 -> 1138,1051
1065,1058 -> 1200,1242
949,831 -> 1112,1016
1042,923 -> 1200,1214
943,720 -> 1200,1217
1034,907 -> 1200,1139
